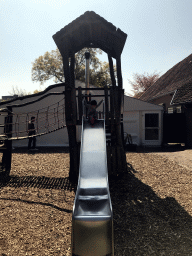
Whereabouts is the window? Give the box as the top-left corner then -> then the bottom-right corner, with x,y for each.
168,108 -> 174,114
176,106 -> 181,113
145,113 -> 159,140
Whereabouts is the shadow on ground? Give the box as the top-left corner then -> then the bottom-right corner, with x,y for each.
12,147 -> 70,154
0,175 -> 77,214
136,144 -> 187,153
0,175 -> 76,192
109,164 -> 192,255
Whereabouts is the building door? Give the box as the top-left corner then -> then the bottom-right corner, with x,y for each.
142,112 -> 162,146
163,113 -> 186,143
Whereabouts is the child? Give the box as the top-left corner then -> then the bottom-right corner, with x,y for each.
85,99 -> 103,125
28,116 -> 38,150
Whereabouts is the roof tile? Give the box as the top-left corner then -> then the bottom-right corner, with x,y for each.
139,53 -> 192,101
171,83 -> 192,105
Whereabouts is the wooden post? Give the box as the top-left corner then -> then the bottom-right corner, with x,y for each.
78,87 -> 83,125
115,88 -> 126,175
63,54 -> 78,182
88,93 -> 91,103
116,55 -> 122,89
68,125 -> 78,182
120,89 -> 125,147
110,87 -> 115,129
63,54 -> 70,85
104,86 -> 109,125
64,57 -> 72,124
113,87 -> 120,124
115,124 -> 125,175
110,53 -> 126,176
2,106 -> 12,179
110,87 -> 117,176
108,54 -> 116,88
107,145 -> 111,176
69,53 -> 77,125
70,54 -> 75,86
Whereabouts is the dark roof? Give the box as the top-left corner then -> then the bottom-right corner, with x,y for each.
53,11 -> 127,59
0,83 -> 65,106
0,81 -> 99,107
171,83 -> 192,105
139,53 -> 192,102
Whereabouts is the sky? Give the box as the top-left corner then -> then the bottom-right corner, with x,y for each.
0,0 -> 192,98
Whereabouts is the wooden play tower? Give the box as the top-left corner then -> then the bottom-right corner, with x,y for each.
53,11 -> 127,182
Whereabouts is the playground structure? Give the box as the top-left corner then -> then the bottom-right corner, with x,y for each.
52,11 -> 127,182
53,11 -> 127,256
0,11 -> 127,256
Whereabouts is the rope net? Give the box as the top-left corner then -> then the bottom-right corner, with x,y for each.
0,97 -> 66,142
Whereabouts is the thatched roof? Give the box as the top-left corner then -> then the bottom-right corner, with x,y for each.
171,83 -> 192,105
139,53 -> 192,102
53,11 -> 127,59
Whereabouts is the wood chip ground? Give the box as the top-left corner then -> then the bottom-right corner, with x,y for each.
0,147 -> 192,255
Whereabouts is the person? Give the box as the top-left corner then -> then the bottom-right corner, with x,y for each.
85,99 -> 103,125
28,116 -> 38,150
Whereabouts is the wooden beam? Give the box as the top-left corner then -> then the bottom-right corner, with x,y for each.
2,106 -> 12,179
63,56 -> 70,87
108,54 -> 116,88
116,55 -> 122,89
63,54 -> 78,182
68,125 -> 78,182
64,54 -> 77,125
78,87 -> 83,125
75,88 -> 111,91
104,86 -> 109,125
70,53 -> 75,88
110,87 -> 115,129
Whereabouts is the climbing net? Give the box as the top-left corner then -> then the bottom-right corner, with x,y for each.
0,97 -> 66,141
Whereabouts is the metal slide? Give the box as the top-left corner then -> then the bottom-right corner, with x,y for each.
71,119 -> 114,256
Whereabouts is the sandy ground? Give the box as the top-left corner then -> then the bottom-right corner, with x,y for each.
0,147 -> 192,255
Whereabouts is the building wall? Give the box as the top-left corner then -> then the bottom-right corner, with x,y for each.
123,110 -> 163,146
123,111 -> 140,145
151,96 -> 192,147
123,95 -> 163,146
150,94 -> 173,111
124,95 -> 163,111
12,128 -> 69,147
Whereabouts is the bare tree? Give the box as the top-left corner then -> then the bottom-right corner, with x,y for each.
9,86 -> 31,97
128,71 -> 160,98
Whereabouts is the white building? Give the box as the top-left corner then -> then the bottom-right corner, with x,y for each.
124,96 -> 163,146
0,81 -> 163,147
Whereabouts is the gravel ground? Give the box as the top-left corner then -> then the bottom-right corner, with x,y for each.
153,149 -> 192,170
0,147 -> 192,255
0,148 -> 75,256
118,151 -> 192,255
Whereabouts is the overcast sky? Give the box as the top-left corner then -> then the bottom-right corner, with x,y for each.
0,0 -> 192,98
